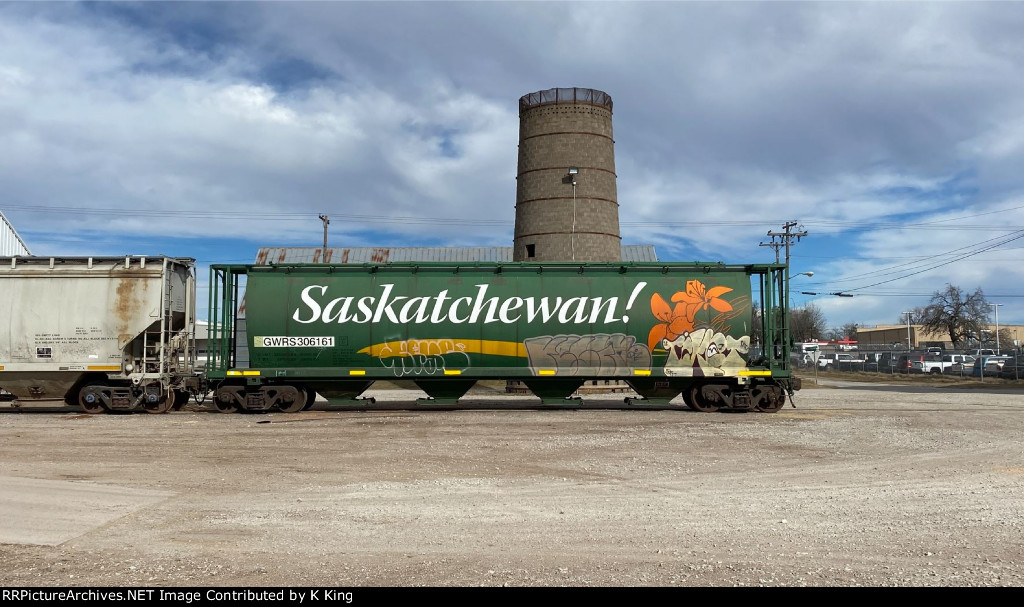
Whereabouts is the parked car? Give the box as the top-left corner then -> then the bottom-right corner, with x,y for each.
968,349 -> 997,358
920,353 -> 973,375
971,355 -> 1013,377
896,352 -> 929,374
996,358 -> 1023,380
790,351 -> 816,368
864,352 -> 880,372
943,355 -> 977,376
874,351 -> 902,374
818,352 -> 867,372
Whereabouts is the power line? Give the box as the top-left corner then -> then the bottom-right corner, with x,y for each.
841,292 -> 1024,298
844,230 -> 1024,293
819,230 -> 1024,285
795,244 -> 1024,261
791,227 -> 1024,295
634,220 -> 1024,231
5,204 -> 1024,231
7,203 -> 1024,293
913,203 -> 1024,224
1,204 -> 510,226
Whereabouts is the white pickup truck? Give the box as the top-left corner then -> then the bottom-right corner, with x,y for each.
916,353 -> 973,375
817,352 -> 867,371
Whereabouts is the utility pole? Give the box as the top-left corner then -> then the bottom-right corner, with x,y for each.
318,214 -> 330,249
760,220 -> 808,306
759,221 -> 807,370
759,237 -> 783,264
761,221 -> 808,268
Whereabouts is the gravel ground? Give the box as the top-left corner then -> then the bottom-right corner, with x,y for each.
0,382 -> 1022,587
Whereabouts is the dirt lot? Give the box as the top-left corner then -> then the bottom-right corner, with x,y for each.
1,380 -> 1023,587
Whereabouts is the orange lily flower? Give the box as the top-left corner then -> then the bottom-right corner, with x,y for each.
671,280 -> 733,322
648,293 -> 694,350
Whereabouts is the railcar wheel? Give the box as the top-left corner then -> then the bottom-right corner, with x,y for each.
277,387 -> 307,414
214,386 -> 242,413
145,393 -> 173,414
78,387 -> 105,414
687,385 -> 720,413
754,386 -> 785,413
301,388 -> 317,411
215,401 -> 239,414
681,388 -> 697,411
171,390 -> 191,410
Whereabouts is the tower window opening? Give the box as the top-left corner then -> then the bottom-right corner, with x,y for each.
526,244 -> 536,258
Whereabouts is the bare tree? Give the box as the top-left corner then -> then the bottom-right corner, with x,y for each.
749,301 -> 825,348
750,301 -> 766,349
983,328 -> 1016,351
790,303 -> 827,342
821,323 -> 858,343
998,328 -> 1014,352
919,284 -> 990,349
897,306 -> 927,325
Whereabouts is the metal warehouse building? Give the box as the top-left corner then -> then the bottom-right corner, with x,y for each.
0,210 -> 31,256
253,245 -> 658,266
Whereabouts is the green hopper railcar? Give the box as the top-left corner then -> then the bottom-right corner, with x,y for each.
206,261 -> 800,412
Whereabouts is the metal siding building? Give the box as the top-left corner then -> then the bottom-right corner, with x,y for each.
253,245 -> 657,266
0,210 -> 31,256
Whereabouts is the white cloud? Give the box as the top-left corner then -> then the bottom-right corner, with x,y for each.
3,2 -> 1024,330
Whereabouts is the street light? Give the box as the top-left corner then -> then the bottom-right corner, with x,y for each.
903,311 -> 913,350
790,272 -> 815,308
991,303 -> 1004,353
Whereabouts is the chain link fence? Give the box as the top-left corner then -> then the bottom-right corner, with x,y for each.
792,344 -> 1022,380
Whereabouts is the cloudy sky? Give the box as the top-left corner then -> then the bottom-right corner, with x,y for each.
2,1 -> 1024,335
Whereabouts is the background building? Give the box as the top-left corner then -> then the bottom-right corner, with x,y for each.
0,209 -> 31,256
253,245 -> 656,266
857,324 -> 1024,351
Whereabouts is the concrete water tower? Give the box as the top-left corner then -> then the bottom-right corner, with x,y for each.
514,88 -> 621,262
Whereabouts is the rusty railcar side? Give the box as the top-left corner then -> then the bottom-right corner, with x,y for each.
0,256 -> 199,412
